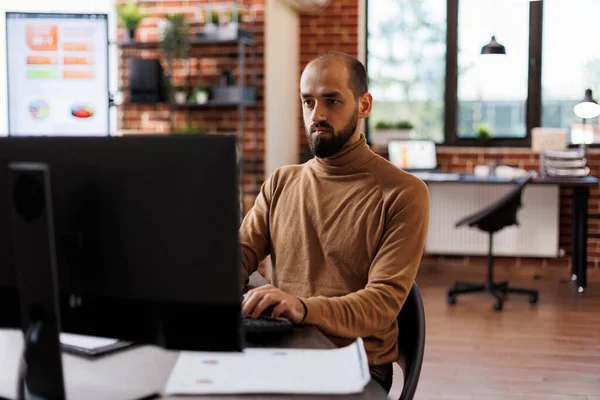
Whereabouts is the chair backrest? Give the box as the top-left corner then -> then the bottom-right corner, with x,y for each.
396,282 -> 425,400
455,170 -> 536,233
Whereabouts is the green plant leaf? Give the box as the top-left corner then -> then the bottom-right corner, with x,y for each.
116,1 -> 146,30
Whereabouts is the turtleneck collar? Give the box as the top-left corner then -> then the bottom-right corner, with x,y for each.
310,133 -> 374,175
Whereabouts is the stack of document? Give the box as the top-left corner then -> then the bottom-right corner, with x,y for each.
540,148 -> 590,177
164,338 -> 370,395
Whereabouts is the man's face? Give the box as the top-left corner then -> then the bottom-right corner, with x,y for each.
300,61 -> 360,158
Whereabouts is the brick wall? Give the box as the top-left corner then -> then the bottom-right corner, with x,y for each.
116,0 -> 265,211
435,147 -> 600,270
298,0 -> 359,159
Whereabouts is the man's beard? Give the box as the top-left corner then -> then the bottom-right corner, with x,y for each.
307,110 -> 358,158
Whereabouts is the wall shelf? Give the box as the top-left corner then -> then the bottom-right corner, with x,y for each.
179,100 -> 257,108
116,22 -> 259,215
122,100 -> 257,107
114,31 -> 255,48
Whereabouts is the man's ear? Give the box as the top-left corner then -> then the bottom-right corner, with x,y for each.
358,92 -> 372,119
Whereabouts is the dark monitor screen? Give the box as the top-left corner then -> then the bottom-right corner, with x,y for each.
0,135 -> 243,351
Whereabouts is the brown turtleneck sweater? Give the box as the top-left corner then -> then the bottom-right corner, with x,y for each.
239,134 -> 429,366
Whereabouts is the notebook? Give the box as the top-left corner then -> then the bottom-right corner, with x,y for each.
60,333 -> 134,358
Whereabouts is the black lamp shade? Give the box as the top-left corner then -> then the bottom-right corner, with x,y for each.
581,88 -> 597,104
481,36 -> 506,55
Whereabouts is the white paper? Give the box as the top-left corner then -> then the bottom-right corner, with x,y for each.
164,338 -> 371,395
411,171 -> 461,181
59,333 -> 119,350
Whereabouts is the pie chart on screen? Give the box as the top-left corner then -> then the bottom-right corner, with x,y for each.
71,104 -> 95,119
29,100 -> 50,120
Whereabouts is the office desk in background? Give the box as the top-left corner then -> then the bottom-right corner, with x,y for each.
0,326 -> 387,400
413,172 -> 599,294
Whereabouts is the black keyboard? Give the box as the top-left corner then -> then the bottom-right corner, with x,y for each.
243,316 -> 294,334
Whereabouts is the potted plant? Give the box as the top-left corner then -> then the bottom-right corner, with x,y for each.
160,14 -> 190,110
395,121 -> 414,130
191,86 -> 210,104
228,8 -> 244,23
160,14 -> 190,60
116,1 -> 146,41
476,123 -> 493,143
219,7 -> 244,39
372,120 -> 415,146
203,9 -> 220,36
109,86 -> 126,107
173,86 -> 187,105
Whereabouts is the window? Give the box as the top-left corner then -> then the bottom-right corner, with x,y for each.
366,0 -> 600,146
457,0 -> 530,139
541,0 -> 600,142
367,0 -> 447,143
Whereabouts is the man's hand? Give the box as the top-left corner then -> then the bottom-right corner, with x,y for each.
242,284 -> 306,324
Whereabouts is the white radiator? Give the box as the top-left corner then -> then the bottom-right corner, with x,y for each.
425,183 -> 560,257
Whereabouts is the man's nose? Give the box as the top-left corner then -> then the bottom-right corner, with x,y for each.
311,102 -> 327,123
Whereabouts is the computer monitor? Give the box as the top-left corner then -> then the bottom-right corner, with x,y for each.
387,139 -> 438,171
5,12 -> 110,136
0,135 -> 243,351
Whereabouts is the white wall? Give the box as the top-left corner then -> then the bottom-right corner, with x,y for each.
0,0 -> 119,136
264,0 -> 299,178
358,0 -> 366,65
358,0 -> 366,134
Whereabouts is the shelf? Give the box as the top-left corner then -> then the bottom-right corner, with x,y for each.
178,100 -> 257,108
114,31 -> 255,48
124,86 -> 257,107
123,100 -> 256,108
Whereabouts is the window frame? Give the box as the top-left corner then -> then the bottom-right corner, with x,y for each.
365,0 -> 544,147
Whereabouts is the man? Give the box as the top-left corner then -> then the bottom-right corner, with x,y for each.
240,51 -> 429,393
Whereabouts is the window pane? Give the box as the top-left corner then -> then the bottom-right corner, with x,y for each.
541,0 -> 600,142
367,0 -> 446,143
457,0 -> 529,139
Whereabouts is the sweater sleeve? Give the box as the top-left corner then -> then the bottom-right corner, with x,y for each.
299,179 -> 429,339
239,173 -> 275,286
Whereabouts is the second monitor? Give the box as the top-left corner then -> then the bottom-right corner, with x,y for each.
0,134 -> 243,351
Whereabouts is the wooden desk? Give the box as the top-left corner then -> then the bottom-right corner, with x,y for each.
414,173 -> 599,294
0,326 -> 387,400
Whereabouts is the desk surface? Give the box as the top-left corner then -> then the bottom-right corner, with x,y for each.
0,326 -> 387,400
412,171 -> 599,187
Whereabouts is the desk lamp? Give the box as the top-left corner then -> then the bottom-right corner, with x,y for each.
574,88 -> 600,120
573,88 -> 600,148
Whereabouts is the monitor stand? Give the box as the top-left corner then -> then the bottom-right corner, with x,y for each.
9,162 -> 67,400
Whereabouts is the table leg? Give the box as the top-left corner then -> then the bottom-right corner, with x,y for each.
573,187 -> 589,294
571,189 -> 580,283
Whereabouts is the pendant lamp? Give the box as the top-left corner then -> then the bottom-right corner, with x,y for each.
481,35 -> 506,55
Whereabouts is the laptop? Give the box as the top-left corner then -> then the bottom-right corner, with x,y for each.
388,139 -> 438,171
387,139 -> 460,181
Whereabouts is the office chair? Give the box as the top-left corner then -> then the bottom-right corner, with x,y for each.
396,283 -> 425,400
447,171 -> 539,311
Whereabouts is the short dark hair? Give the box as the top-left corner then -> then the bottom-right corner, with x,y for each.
310,51 -> 368,99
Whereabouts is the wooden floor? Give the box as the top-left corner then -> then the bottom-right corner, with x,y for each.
388,263 -> 600,400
